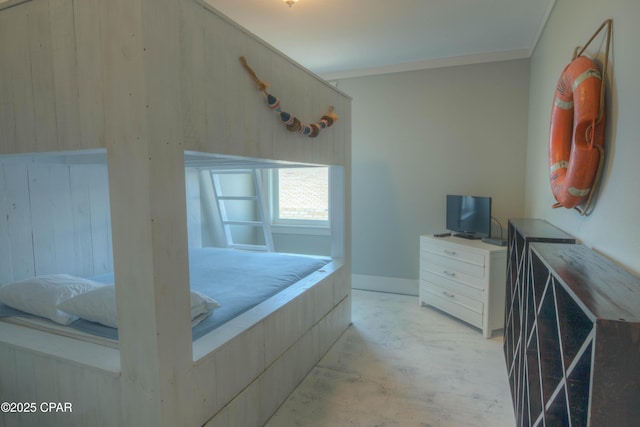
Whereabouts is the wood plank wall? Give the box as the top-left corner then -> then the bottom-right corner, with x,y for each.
0,0 -> 351,167
0,158 -> 112,285
0,0 -> 351,425
0,0 -> 106,155
181,0 -> 351,168
0,161 -> 208,286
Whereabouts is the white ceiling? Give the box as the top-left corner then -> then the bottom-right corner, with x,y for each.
205,0 -> 555,79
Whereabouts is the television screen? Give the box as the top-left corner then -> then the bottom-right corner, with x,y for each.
446,195 -> 492,239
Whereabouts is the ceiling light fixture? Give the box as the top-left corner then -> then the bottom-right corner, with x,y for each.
283,0 -> 298,7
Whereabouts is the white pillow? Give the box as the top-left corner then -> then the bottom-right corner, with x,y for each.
189,290 -> 221,321
58,285 -> 220,329
0,274 -> 106,325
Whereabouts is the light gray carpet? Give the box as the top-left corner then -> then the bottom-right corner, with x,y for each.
266,289 -> 515,427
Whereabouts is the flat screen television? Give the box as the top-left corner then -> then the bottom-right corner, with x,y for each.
446,194 -> 492,239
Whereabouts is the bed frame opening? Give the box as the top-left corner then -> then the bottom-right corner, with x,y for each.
0,149 -> 345,347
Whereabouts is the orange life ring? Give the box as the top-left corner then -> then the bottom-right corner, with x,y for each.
548,56 -> 605,209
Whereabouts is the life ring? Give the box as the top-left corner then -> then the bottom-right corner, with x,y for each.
548,56 -> 605,209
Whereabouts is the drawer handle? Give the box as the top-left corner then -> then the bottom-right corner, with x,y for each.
443,249 -> 457,255
443,270 -> 456,277
442,291 -> 455,299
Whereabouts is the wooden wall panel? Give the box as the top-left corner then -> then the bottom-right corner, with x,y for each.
0,167 -> 13,280
1,163 -> 34,282
0,160 -> 112,284
0,0 -> 350,160
180,0 -> 207,150
69,164 -> 100,276
84,165 -> 113,274
102,0 -> 196,424
1,2 -> 351,425
201,9 -> 226,155
182,1 -> 350,167
0,339 -> 121,427
225,382 -> 262,427
213,323 -> 266,411
0,345 -> 17,427
0,6 -> 35,154
185,168 -> 203,248
49,0 -> 82,150
28,2 -> 58,152
264,283 -> 316,366
73,0 -> 106,148
0,12 -> 17,154
0,157 -> 204,284
201,293 -> 352,427
29,164 -> 76,274
69,164 -> 113,276
0,0 -> 106,154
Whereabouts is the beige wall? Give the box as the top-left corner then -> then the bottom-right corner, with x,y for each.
336,59 -> 530,284
525,0 -> 640,275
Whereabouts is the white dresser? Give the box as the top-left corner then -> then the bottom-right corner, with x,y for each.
419,235 -> 507,338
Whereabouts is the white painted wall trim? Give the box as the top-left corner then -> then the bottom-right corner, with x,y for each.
321,49 -> 530,80
0,0 -> 31,12
352,274 -> 418,296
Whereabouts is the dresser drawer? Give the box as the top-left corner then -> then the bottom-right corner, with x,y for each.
419,235 -> 507,338
420,269 -> 484,300
422,239 -> 486,267
420,282 -> 483,329
421,250 -> 485,280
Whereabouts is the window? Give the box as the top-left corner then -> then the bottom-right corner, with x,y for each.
271,167 -> 329,229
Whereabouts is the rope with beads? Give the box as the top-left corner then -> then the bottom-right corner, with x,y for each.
239,56 -> 338,138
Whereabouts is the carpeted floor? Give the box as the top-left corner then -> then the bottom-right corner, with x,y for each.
265,289 -> 515,427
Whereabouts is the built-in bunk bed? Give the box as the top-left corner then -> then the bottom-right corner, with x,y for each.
0,1 -> 351,426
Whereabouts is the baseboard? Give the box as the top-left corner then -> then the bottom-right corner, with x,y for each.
351,274 -> 418,296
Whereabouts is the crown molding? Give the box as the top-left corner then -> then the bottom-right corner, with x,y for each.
0,0 -> 31,11
319,48 -> 532,81
320,0 -> 556,81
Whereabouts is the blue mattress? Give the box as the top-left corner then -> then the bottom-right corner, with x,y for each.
0,247 -> 329,342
